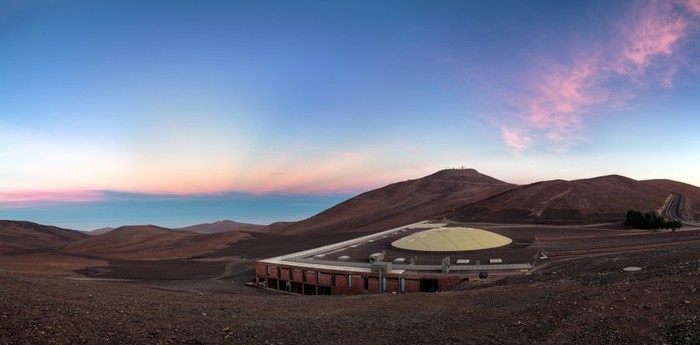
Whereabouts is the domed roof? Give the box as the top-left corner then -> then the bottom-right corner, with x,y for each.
391,227 -> 512,252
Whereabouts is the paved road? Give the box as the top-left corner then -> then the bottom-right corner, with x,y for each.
664,193 -> 700,227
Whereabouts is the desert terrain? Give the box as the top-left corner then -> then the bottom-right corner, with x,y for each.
1,241 -> 698,344
2,169 -> 700,344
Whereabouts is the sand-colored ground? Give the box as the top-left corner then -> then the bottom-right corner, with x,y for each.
0,253 -> 108,276
391,226 -> 512,251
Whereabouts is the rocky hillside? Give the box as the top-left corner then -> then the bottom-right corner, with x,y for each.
454,175 -> 677,223
270,168 -> 516,235
0,220 -> 88,254
176,220 -> 266,234
62,225 -> 251,260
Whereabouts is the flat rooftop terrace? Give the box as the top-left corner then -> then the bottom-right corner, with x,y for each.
260,221 -> 536,274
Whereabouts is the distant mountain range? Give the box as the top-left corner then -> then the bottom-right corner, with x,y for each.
2,168 -> 699,259
62,225 -> 250,260
176,220 -> 266,234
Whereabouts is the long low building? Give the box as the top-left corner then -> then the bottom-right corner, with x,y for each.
255,221 -> 532,294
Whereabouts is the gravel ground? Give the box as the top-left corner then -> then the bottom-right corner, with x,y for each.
1,244 -> 699,344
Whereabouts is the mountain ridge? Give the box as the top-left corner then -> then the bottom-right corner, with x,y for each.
177,220 -> 266,234
269,168 -> 517,235
453,173 -> 698,224
0,220 -> 89,254
3,169 -> 700,258
61,224 -> 250,260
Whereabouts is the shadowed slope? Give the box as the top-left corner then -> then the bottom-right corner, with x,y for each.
0,220 -> 89,254
89,227 -> 114,235
177,220 -> 266,234
455,175 -> 675,224
62,225 -> 251,260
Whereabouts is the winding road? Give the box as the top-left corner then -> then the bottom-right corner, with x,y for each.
664,193 -> 700,227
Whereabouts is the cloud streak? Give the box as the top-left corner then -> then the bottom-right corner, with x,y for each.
0,190 -> 104,207
615,0 -> 689,81
501,127 -> 531,152
502,0 -> 699,152
687,0 -> 700,16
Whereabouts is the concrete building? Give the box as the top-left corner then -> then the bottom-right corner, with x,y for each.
254,221 -> 532,295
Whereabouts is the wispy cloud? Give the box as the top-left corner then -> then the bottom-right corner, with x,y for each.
614,0 -> 689,81
0,190 -> 104,207
501,127 -> 531,153
517,57 -> 605,148
502,0 -> 699,152
331,151 -> 360,158
686,0 -> 700,16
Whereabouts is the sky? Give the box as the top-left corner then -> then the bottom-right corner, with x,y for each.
1,0 -> 700,230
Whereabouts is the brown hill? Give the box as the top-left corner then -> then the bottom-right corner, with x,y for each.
177,220 -> 266,234
0,220 -> 88,254
89,227 -> 114,235
62,225 -> 251,260
270,169 -> 516,235
454,175 -> 680,224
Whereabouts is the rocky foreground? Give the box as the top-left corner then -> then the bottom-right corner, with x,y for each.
1,244 -> 699,345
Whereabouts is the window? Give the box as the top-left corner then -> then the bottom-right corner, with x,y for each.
348,275 -> 352,288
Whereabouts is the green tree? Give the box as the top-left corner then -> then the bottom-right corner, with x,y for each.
625,209 -> 681,231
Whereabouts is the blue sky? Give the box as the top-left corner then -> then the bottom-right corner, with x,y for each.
2,0 -> 700,229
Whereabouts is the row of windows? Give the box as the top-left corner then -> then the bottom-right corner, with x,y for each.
266,266 -> 348,286
265,265 -> 408,292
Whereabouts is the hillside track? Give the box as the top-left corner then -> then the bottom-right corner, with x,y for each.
665,193 -> 700,227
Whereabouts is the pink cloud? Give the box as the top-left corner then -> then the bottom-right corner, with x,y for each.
509,57 -> 603,151
0,190 -> 104,207
501,127 -> 531,152
683,0 -> 700,16
505,0 -> 699,152
615,1 -> 689,79
523,58 -> 602,144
